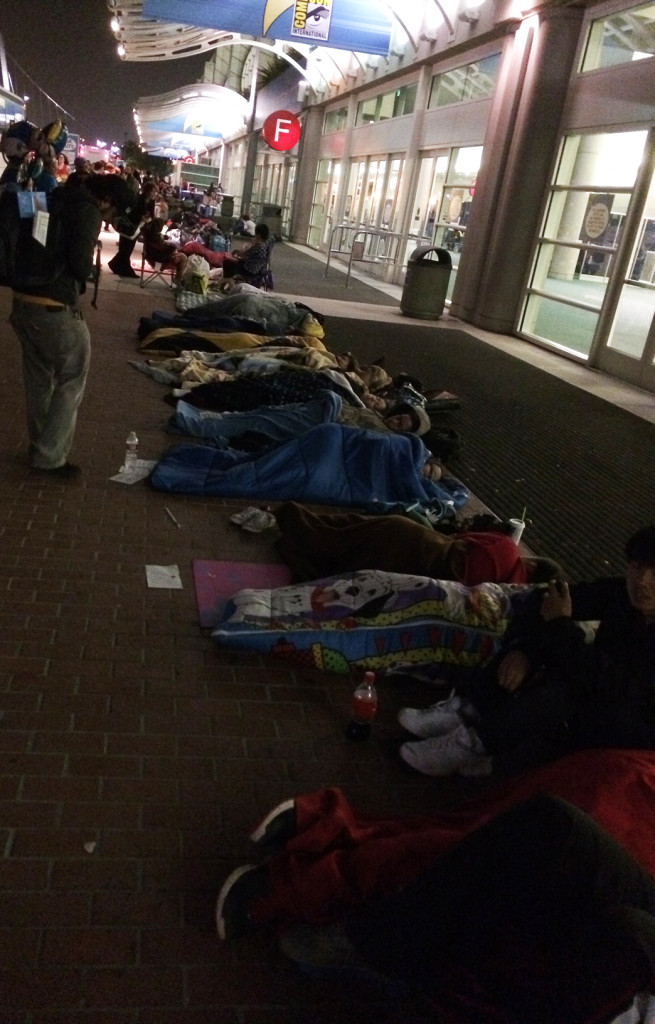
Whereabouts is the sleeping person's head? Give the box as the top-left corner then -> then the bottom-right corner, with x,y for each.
384,403 -> 431,436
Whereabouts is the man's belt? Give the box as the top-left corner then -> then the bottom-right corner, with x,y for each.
13,292 -> 66,311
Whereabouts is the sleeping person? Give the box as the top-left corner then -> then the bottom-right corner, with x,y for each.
150,422 -> 469,508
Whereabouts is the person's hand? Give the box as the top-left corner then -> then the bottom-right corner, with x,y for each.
540,580 -> 572,621
496,650 -> 531,692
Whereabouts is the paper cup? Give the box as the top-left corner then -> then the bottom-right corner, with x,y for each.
508,518 -> 525,544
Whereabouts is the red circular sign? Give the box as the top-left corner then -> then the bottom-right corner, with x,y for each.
262,110 -> 301,151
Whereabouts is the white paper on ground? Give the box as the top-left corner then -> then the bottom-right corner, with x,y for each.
110,458 -> 157,484
146,564 -> 183,589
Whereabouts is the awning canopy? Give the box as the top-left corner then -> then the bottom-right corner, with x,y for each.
134,82 -> 249,154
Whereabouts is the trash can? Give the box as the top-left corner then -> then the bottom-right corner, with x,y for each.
400,246 -> 452,320
260,203 -> 283,239
220,195 -> 235,219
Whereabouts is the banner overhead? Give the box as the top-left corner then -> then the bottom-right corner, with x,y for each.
143,0 -> 392,56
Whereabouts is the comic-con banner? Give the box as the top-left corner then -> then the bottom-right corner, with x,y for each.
143,0 -> 392,56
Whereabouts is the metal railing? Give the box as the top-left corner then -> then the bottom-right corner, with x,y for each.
325,226 -> 415,287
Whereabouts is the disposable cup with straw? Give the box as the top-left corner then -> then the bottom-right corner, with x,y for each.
509,507 -> 526,545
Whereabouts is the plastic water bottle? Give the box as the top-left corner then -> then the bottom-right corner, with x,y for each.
124,431 -> 139,469
345,671 -> 378,740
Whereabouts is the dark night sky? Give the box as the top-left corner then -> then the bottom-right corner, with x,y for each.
1,0 -> 209,145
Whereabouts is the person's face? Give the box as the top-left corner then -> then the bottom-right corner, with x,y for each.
626,561 -> 655,620
385,412 -> 414,433
421,459 -> 442,481
364,394 -> 387,412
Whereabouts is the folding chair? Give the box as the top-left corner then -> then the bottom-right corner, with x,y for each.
140,236 -> 176,289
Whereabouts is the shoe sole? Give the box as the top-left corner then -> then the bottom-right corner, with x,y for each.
249,799 -> 295,849
396,710 -> 462,739
215,863 -> 257,941
241,518 -> 276,533
400,743 -> 491,777
400,747 -> 456,776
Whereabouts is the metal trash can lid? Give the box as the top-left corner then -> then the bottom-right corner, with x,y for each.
408,246 -> 452,267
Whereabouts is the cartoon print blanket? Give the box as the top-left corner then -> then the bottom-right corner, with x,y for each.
212,571 -> 527,674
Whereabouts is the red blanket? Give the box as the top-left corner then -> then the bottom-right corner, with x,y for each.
256,749 -> 655,927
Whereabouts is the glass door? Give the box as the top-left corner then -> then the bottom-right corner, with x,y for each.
405,151 -> 449,266
519,129 -> 649,364
308,158 -> 336,248
595,130 -> 655,390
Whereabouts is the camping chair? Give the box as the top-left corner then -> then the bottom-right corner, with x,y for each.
139,235 -> 176,290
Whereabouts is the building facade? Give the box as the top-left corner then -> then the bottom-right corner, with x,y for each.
119,0 -> 655,393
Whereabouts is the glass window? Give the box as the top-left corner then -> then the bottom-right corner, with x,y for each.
393,83 -> 417,117
357,97 -> 378,126
428,54 -> 500,108
581,2 -> 655,72
323,107 -> 348,134
355,84 -> 417,127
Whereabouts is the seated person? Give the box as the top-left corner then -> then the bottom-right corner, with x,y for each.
233,210 -> 256,236
397,525 -> 655,778
222,223 -> 271,282
274,501 -> 529,585
216,773 -> 655,1024
141,217 -> 188,282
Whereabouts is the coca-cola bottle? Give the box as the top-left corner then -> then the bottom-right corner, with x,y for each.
345,671 -> 378,740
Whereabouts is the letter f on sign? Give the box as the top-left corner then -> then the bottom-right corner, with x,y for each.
274,118 -> 292,142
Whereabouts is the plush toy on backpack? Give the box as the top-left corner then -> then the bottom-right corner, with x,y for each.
0,118 -> 67,191
0,120 -> 42,189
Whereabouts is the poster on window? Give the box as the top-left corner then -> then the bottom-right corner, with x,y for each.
143,0 -> 392,56
580,194 -> 614,243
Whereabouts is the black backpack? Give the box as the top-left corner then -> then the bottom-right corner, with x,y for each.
0,188 -> 64,291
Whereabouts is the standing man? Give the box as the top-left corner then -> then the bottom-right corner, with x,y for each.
9,174 -> 134,477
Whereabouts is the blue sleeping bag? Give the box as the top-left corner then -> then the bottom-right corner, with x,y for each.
171,391 -> 343,444
150,423 -> 470,508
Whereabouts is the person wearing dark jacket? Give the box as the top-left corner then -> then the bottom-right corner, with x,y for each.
107,180 -> 156,277
9,174 -> 134,477
398,525 -> 655,777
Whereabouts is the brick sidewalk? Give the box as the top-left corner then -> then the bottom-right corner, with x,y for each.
0,276 -> 467,1023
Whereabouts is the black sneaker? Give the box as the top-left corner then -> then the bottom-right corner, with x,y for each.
215,864 -> 269,941
249,799 -> 296,853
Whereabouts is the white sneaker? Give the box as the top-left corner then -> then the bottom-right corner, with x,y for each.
397,690 -> 471,739
229,505 -> 260,526
400,723 -> 492,777
241,509 -> 277,533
